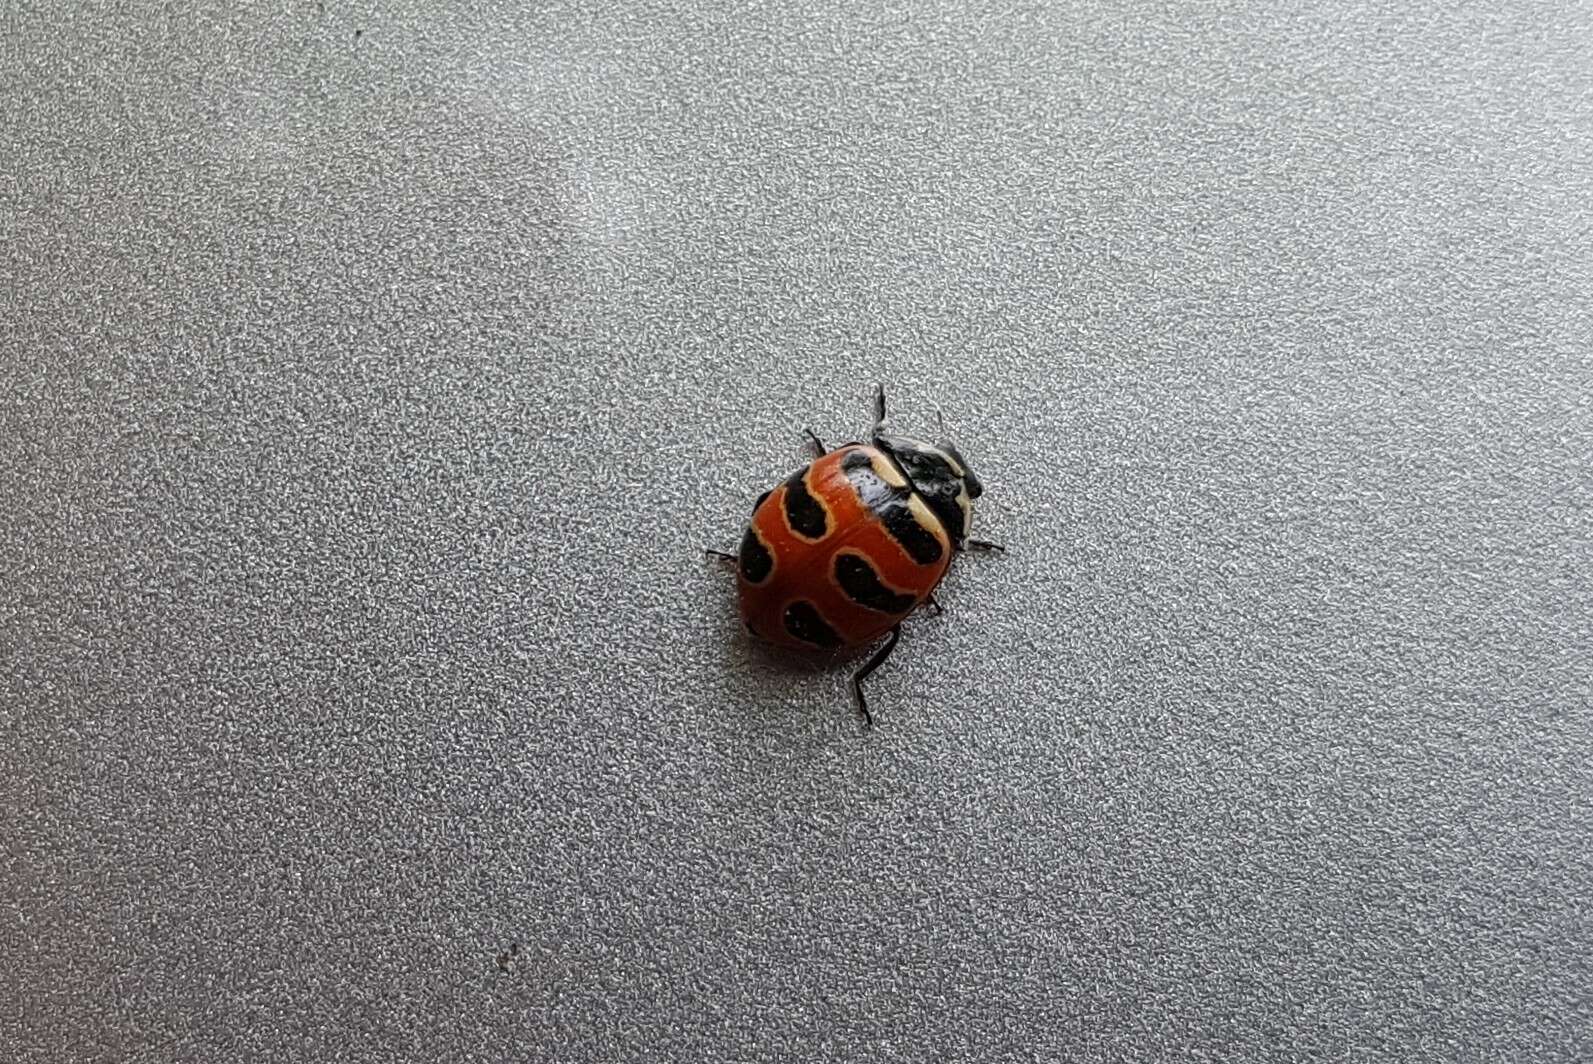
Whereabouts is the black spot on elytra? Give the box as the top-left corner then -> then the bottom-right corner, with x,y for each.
783,601 -> 841,648
783,467 -> 828,539
738,528 -> 773,584
882,502 -> 944,565
835,553 -> 917,614
840,448 -> 945,565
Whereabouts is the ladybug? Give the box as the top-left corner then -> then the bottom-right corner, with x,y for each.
711,385 -> 1002,728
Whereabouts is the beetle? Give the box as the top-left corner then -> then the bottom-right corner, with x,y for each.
709,385 -> 1001,728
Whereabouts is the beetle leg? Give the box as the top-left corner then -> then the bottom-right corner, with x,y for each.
872,383 -> 887,427
802,428 -> 827,457
704,549 -> 737,565
921,595 -> 944,617
849,625 -> 901,730
962,539 -> 1006,553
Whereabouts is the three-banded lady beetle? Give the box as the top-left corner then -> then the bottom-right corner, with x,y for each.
710,386 -> 1001,728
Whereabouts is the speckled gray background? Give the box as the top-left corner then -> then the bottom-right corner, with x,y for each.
4,1 -> 1592,1061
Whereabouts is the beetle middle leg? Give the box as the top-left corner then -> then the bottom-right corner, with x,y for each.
962,539 -> 1006,553
850,624 -> 901,731
703,548 -> 737,565
802,428 -> 827,457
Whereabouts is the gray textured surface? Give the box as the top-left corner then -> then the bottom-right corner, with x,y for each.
4,1 -> 1592,1060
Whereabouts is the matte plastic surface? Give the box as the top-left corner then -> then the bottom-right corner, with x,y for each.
5,2 -> 1591,1061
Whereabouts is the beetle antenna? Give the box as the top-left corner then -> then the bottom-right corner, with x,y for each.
870,383 -> 887,443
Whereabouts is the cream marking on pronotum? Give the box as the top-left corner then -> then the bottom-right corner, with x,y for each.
928,444 -> 966,478
921,443 -> 972,538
